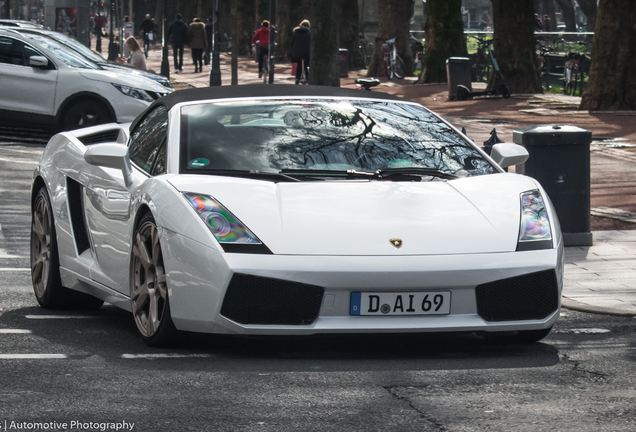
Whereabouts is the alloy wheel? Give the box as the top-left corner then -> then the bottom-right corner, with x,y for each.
31,194 -> 52,299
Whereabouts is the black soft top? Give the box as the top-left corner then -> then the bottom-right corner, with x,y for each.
158,84 -> 402,111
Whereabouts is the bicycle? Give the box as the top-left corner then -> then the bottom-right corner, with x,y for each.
382,38 -> 405,80
409,33 -> 423,74
358,32 -> 373,67
218,33 -> 232,54
471,36 -> 492,82
261,43 -> 277,84
563,52 -> 585,96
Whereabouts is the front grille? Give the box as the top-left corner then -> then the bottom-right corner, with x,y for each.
475,270 -> 559,322
220,274 -> 324,325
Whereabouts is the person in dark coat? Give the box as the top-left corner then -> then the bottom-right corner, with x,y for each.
140,14 -> 154,58
290,20 -> 310,84
204,17 -> 214,65
167,14 -> 188,73
189,18 -> 207,73
252,20 -> 270,78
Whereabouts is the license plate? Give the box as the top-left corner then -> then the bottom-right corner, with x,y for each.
350,291 -> 451,316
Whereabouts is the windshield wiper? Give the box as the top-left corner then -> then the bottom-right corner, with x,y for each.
375,167 -> 460,180
280,169 -> 375,179
196,169 -> 301,182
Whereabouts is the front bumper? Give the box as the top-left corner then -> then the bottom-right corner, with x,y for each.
163,232 -> 563,335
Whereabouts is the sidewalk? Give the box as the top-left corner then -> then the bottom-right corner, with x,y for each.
142,45 -> 636,317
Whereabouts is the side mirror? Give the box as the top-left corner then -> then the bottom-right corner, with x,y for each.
29,55 -> 49,68
84,143 -> 134,186
490,143 -> 529,168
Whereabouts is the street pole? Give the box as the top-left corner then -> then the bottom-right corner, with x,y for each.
209,0 -> 221,86
268,0 -> 276,84
108,0 -> 118,61
160,0 -> 170,78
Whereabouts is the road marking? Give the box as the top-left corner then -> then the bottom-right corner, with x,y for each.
553,328 -> 611,334
0,157 -> 39,165
121,354 -> 214,359
25,315 -> 99,319
0,268 -> 30,271
0,354 -> 66,359
0,329 -> 31,334
0,251 -> 26,259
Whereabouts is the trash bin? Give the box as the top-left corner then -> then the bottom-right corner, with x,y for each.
446,57 -> 472,100
513,125 -> 593,246
339,49 -> 349,77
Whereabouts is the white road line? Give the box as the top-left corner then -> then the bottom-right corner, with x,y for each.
0,157 -> 39,165
121,354 -> 214,359
25,315 -> 99,319
0,268 -> 30,271
0,329 -> 32,334
0,354 -> 66,359
0,252 -> 26,259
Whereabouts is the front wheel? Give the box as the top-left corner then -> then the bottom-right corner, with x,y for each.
384,55 -> 393,80
61,99 -> 113,132
130,213 -> 179,347
393,56 -> 405,79
224,40 -> 232,54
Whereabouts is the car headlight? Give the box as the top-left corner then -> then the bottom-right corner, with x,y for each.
112,84 -> 154,102
517,190 -> 553,251
183,193 -> 261,244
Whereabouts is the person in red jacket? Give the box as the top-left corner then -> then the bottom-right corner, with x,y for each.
252,20 -> 270,78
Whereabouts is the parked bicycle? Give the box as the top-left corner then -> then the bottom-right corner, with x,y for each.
563,52 -> 585,96
358,32 -> 373,67
218,32 -> 232,54
409,33 -> 423,74
471,36 -> 492,82
383,38 -> 405,80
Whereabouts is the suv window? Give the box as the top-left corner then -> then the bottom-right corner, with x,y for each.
0,36 -> 26,66
128,105 -> 168,174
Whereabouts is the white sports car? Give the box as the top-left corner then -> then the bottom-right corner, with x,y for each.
31,86 -> 563,346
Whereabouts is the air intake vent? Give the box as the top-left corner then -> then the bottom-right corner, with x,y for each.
221,274 -> 324,325
475,269 -> 559,322
78,129 -> 120,146
66,177 -> 90,255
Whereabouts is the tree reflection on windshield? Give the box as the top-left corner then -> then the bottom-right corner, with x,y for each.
181,99 -> 496,177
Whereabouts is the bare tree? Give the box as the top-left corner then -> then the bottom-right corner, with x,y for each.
309,0 -> 340,86
417,0 -> 465,83
492,0 -> 542,93
580,0 -> 636,110
367,0 -> 414,78
340,0 -> 366,70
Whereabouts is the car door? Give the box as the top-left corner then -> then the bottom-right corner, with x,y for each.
83,105 -> 169,293
0,35 -> 57,116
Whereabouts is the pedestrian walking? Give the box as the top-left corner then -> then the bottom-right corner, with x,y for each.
119,36 -> 147,71
140,14 -> 154,58
204,17 -> 214,65
290,20 -> 310,84
543,14 -> 552,32
252,20 -> 270,78
167,14 -> 188,73
534,13 -> 544,31
94,14 -> 105,53
189,18 -> 207,73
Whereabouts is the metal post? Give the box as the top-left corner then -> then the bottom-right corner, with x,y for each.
209,0 -> 221,86
108,0 -> 118,61
268,0 -> 276,84
160,0 -> 170,78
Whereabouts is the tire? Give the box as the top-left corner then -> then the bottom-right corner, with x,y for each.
384,55 -> 393,80
224,40 -> 232,54
483,326 -> 552,343
393,56 -> 405,79
61,99 -> 113,132
130,213 -> 179,347
31,187 -> 104,310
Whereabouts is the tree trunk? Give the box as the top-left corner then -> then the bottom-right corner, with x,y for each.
540,0 -> 557,32
416,0 -> 466,83
309,0 -> 340,86
367,0 -> 414,78
577,0 -> 597,32
580,0 -> 636,110
340,0 -> 366,70
492,0 -> 542,93
554,0 -> 576,32
277,0 -> 312,62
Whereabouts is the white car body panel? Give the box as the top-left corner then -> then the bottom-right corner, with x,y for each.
33,93 -> 563,339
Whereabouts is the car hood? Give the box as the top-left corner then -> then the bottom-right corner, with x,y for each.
78,69 -> 169,93
100,64 -> 172,87
167,173 -> 541,256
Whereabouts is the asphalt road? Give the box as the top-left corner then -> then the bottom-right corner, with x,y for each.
0,141 -> 635,432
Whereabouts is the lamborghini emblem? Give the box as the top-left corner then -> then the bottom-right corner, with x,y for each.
389,239 -> 403,249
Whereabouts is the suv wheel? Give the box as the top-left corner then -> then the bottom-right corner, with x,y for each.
61,100 -> 113,131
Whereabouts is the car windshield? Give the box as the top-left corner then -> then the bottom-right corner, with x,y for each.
43,31 -> 107,64
180,99 -> 496,178
19,33 -> 98,69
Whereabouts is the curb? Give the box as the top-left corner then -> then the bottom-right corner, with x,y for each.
562,297 -> 636,317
